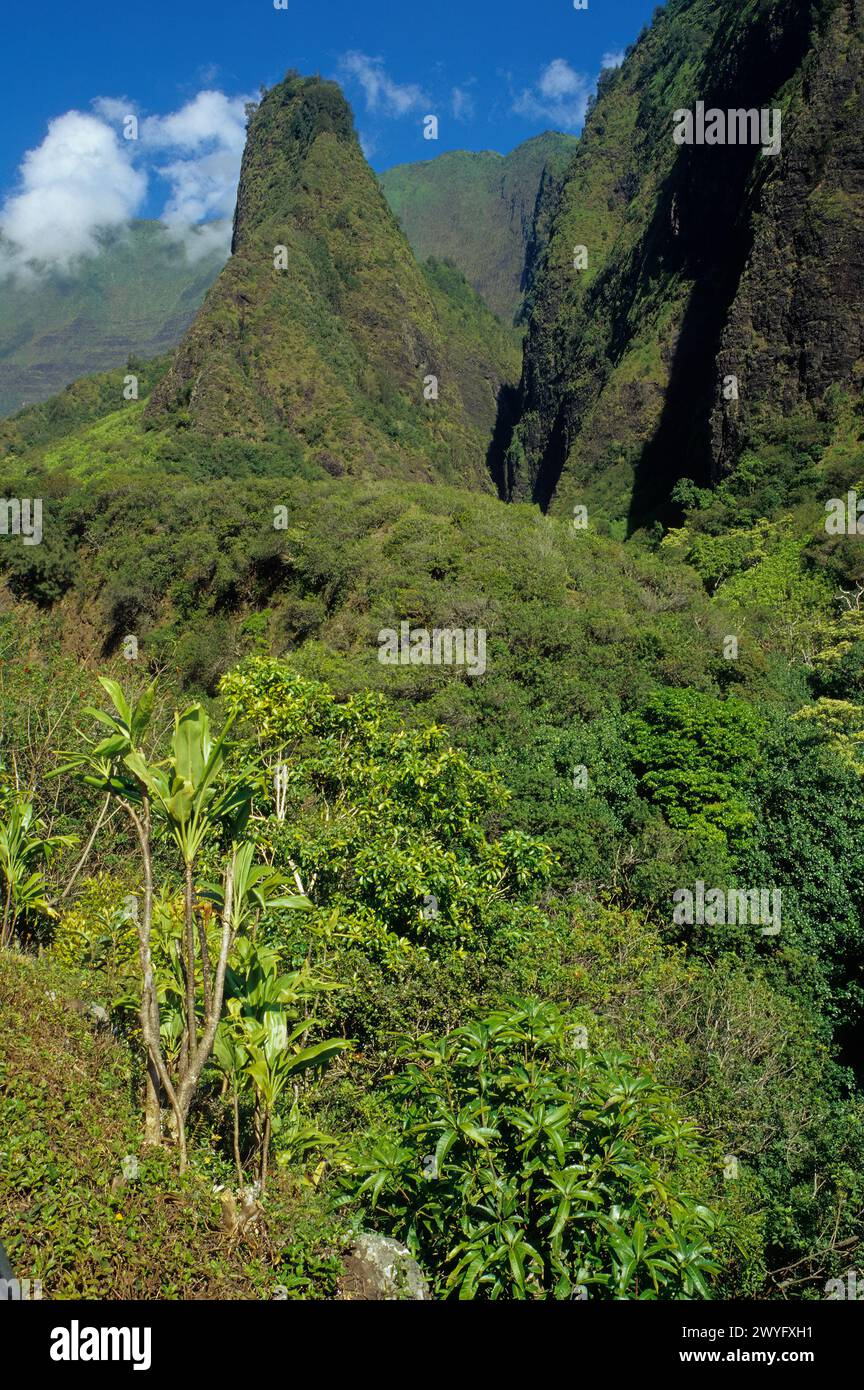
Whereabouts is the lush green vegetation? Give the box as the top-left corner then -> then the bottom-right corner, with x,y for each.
0,132 -> 566,420
380,133 -> 577,324
2,533 -> 863,1299
139,74 -> 519,489
2,12 -> 864,1303
2,336 -> 864,1301
508,0 -> 862,534
353,999 -> 724,1300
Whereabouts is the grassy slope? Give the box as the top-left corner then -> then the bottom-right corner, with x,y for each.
0,951 -> 342,1298
0,451 -> 754,728
0,222 -> 227,418
379,133 -> 578,324
0,273 -> 519,493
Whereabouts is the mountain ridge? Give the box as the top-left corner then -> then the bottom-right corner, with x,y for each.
379,131 -> 578,323
505,0 -> 864,532
143,73 -> 519,488
0,221 -> 228,418
0,131 -> 573,420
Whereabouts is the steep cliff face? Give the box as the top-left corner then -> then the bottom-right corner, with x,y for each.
147,74 -> 518,487
379,133 -> 578,324
711,0 -> 864,477
507,0 -> 863,530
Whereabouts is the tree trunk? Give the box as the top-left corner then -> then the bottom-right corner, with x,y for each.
144,1060 -> 162,1144
260,1111 -> 272,1196
174,856 -> 236,1136
233,1084 -> 244,1186
180,861 -> 197,1076
125,799 -> 182,1153
59,794 -> 111,901
1,877 -> 14,950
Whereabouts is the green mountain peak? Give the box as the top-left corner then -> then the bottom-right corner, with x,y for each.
145,71 -> 519,486
230,74 -> 357,253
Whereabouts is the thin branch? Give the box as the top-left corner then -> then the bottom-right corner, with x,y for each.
59,794 -> 113,901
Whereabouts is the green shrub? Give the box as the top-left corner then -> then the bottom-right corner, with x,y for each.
629,687 -> 763,853
350,998 -> 722,1299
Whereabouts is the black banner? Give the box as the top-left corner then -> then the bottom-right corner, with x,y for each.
1,1296 -> 857,1377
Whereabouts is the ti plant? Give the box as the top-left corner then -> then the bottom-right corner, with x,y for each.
351,998 -> 722,1300
0,792 -> 76,950
57,677 -> 315,1169
214,935 -> 348,1193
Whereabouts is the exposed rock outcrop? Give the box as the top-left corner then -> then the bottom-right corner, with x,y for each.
507,0 -> 863,530
337,1234 -> 431,1301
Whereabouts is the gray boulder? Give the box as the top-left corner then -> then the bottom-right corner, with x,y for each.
338,1234 -> 431,1301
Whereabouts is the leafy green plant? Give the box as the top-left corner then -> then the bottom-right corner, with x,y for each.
214,936 -> 348,1192
350,998 -> 721,1299
220,657 -> 555,950
57,677 -> 314,1167
628,688 -> 763,854
0,793 -> 75,949
0,949 -> 348,1299
50,875 -> 131,966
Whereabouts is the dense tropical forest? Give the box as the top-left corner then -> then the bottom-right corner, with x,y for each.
1,0 -> 864,1305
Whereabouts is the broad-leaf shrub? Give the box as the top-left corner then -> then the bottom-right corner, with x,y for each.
220,658 -> 554,948
628,688 -> 763,853
0,790 -> 76,949
350,998 -> 721,1299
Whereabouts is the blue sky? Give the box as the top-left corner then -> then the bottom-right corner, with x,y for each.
0,0 -> 657,274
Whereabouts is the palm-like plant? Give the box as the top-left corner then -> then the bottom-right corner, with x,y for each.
215,937 -> 347,1192
58,677 -> 313,1168
123,701 -> 257,1102
0,794 -> 76,949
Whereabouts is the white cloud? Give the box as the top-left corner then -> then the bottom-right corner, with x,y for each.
92,95 -> 139,125
0,111 -> 147,277
602,50 -> 627,69
338,52 -> 428,117
539,58 -> 585,100
163,217 -> 233,263
155,146 -> 240,225
451,86 -> 476,122
196,62 -> 222,86
0,90 -> 251,280
512,58 -> 594,131
140,91 -> 250,227
140,90 -> 248,154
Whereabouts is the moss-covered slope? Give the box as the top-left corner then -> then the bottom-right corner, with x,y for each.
507,0 -> 863,531
146,74 -> 519,489
379,133 -> 578,324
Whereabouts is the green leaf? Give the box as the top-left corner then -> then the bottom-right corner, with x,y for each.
97,677 -> 132,728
